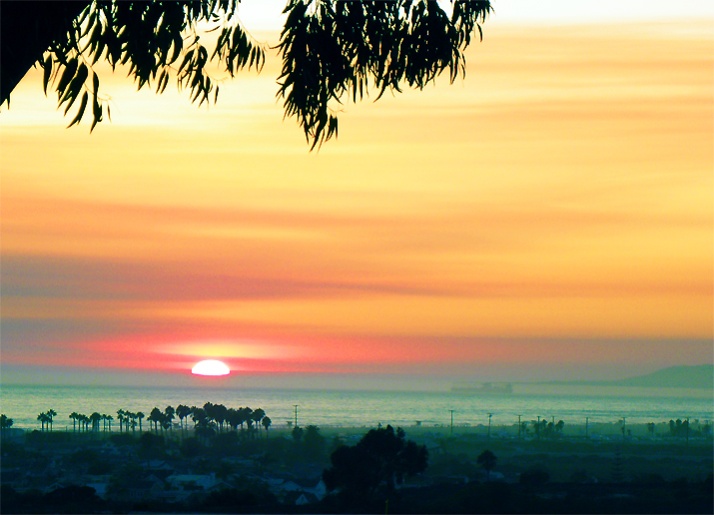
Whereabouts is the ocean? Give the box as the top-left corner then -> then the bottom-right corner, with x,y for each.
1,384 -> 712,432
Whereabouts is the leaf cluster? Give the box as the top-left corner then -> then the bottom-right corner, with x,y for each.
277,0 -> 491,148
38,0 -> 491,148
41,0 -> 264,131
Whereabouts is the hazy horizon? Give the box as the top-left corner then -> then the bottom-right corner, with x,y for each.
2,364 -> 712,395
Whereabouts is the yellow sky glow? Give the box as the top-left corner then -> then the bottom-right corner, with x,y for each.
1,19 -> 712,383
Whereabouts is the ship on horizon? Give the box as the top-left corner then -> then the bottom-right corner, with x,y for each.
450,382 -> 513,395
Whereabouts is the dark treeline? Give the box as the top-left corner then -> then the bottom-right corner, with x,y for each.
1,406 -> 712,514
17,402 -> 274,440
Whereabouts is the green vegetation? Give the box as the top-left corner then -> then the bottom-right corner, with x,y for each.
2,405 -> 712,513
323,424 -> 428,506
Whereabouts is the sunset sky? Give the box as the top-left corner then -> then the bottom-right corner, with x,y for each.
1,1 -> 712,390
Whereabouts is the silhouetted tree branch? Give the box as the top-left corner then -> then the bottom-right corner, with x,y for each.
1,0 -> 491,147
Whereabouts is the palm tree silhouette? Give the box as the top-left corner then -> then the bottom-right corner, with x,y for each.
117,409 -> 126,433
149,407 -> 162,433
90,412 -> 102,432
262,416 -> 272,437
164,406 -> 175,432
477,450 -> 498,480
238,407 -> 252,433
136,412 -> 144,432
47,409 -> 57,431
213,404 -> 228,432
69,412 -> 78,432
1,414 -> 14,440
134,412 -> 141,431
202,402 -> 217,426
37,412 -> 48,431
226,408 -> 239,432
191,407 -> 207,428
176,404 -> 191,435
252,408 -> 266,439
78,413 -> 89,432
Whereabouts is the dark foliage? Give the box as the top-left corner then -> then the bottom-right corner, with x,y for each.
1,485 -> 108,514
323,424 -> 428,500
1,0 -> 492,147
477,449 -> 497,475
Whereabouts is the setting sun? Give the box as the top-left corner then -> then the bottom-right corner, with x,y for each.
191,360 -> 230,376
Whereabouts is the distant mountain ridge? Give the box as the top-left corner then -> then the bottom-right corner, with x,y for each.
545,365 -> 713,389
606,365 -> 713,389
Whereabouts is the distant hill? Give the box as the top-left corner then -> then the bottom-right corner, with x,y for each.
607,365 -> 713,389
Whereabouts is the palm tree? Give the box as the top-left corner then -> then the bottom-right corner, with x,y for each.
124,411 -> 136,433
477,450 -> 497,480
238,407 -> 252,432
213,404 -> 228,433
78,414 -> 89,432
69,412 -> 78,432
176,404 -> 191,435
47,409 -> 57,431
252,408 -> 265,439
1,414 -> 14,440
226,408 -> 239,432
164,406 -> 175,432
191,407 -> 208,431
106,414 -> 113,432
90,412 -> 102,432
117,409 -> 126,433
136,411 -> 144,432
37,412 -> 49,431
262,416 -> 272,438
202,402 -> 219,432
149,407 -> 163,433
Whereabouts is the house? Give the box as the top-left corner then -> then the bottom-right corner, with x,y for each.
264,475 -> 327,503
284,491 -> 320,506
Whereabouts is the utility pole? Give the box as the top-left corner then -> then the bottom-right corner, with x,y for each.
293,405 -> 299,428
487,413 -> 493,439
449,409 -> 455,437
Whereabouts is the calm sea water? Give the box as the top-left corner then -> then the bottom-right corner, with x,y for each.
1,384 -> 712,432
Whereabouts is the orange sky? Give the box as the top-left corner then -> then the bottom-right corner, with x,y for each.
1,11 -> 712,388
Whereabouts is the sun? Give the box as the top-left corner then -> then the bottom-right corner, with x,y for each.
191,359 -> 230,376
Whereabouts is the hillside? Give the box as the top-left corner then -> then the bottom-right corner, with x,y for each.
608,365 -> 713,389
